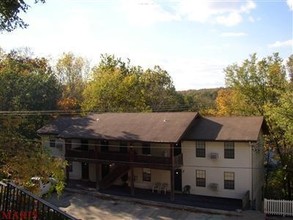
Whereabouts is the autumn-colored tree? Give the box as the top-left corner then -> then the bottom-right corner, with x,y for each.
55,52 -> 89,110
215,88 -> 253,116
0,121 -> 66,196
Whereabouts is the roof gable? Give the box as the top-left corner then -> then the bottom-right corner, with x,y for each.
183,116 -> 264,142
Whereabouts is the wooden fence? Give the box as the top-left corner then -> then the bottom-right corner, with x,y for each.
264,198 -> 293,217
0,181 -> 77,220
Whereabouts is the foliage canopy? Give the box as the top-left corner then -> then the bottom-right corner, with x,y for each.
0,0 -> 45,32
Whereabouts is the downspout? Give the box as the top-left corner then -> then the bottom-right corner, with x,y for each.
170,143 -> 175,201
251,141 -> 254,210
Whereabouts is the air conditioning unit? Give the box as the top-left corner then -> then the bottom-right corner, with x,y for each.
209,183 -> 218,191
210,152 -> 219,159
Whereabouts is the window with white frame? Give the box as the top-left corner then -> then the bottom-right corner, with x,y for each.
196,170 -> 206,187
224,142 -> 235,159
224,172 -> 235,189
142,168 -> 151,182
196,141 -> 206,157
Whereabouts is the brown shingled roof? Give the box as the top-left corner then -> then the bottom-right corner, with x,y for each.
56,112 -> 198,143
182,116 -> 264,141
37,117 -> 82,135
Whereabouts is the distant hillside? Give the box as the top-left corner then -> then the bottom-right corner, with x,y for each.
178,88 -> 222,113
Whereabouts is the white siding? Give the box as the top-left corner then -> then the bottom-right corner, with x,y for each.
89,163 -> 97,182
40,135 -> 64,158
182,141 -> 253,199
150,143 -> 170,157
252,132 -> 265,209
69,161 -> 82,180
132,168 -> 170,191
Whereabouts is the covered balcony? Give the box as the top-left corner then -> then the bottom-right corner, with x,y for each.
65,149 -> 183,169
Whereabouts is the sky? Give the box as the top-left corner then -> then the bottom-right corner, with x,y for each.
0,0 -> 292,90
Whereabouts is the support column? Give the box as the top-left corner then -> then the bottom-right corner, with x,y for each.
96,163 -> 100,190
170,143 -> 175,201
130,167 -> 135,196
95,142 -> 100,190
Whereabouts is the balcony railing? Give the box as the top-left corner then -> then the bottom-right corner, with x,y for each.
65,149 -> 183,167
0,181 -> 76,220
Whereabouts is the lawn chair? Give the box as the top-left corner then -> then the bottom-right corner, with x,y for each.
160,183 -> 168,194
152,182 -> 161,193
182,185 -> 191,194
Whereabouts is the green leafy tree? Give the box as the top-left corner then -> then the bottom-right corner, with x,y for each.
140,66 -> 179,112
287,55 -> 293,83
265,87 -> 293,199
0,49 -> 61,137
180,88 -> 219,114
82,54 -> 181,112
224,53 -> 292,199
225,53 -> 287,115
0,0 -> 45,32
0,48 -> 66,196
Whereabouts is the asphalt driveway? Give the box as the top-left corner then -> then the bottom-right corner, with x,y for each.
45,191 -> 266,220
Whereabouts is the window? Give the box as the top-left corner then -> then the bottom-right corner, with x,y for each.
49,139 -> 55,148
142,168 -> 151,182
196,170 -> 206,187
120,142 -> 128,153
224,142 -> 235,159
65,139 -> 71,150
101,140 -> 108,152
224,172 -> 235,189
142,143 -> 151,155
196,141 -> 205,157
81,139 -> 89,151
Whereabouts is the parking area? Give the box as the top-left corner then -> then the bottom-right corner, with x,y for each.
45,190 -> 267,220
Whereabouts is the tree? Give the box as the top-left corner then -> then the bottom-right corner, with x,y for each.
82,54 -> 181,113
225,53 -> 287,115
287,55 -> 293,83
0,0 -> 45,32
0,123 -> 66,196
0,49 -> 61,137
180,88 -> 219,114
55,52 -> 89,110
265,89 -> 293,199
140,66 -> 179,112
216,88 -> 238,116
224,53 -> 292,199
0,48 -> 66,196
